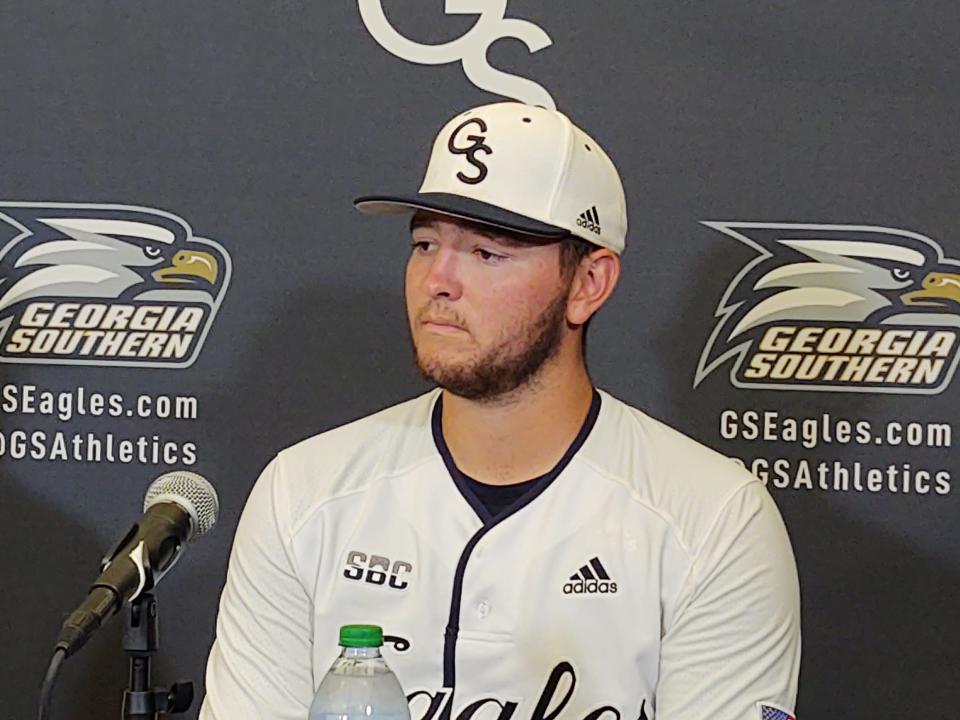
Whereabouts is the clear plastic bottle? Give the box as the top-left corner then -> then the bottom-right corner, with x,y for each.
308,625 -> 411,720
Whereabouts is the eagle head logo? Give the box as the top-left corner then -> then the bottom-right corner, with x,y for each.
694,222 -> 960,394
0,203 -> 231,368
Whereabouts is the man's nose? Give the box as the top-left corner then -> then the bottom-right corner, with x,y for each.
422,247 -> 463,300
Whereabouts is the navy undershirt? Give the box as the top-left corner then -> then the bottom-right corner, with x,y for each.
448,388 -> 601,517
458,472 -> 545,518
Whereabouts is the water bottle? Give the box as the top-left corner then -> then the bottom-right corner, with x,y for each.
308,624 -> 411,720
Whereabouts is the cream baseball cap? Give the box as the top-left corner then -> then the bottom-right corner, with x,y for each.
354,101 -> 628,254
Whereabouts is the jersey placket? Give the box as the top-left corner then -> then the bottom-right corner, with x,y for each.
430,391 -> 603,692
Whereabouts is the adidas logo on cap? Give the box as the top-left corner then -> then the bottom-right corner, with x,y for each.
576,206 -> 601,235
562,556 -> 618,595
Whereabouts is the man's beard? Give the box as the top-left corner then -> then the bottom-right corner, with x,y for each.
410,289 -> 569,402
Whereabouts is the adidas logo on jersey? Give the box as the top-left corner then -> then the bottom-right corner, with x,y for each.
576,206 -> 601,235
562,556 -> 618,594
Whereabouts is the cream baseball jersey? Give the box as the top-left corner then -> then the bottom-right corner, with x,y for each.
200,388 -> 801,720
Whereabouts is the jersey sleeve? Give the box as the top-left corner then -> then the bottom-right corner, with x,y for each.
199,455 -> 315,720
656,480 -> 801,720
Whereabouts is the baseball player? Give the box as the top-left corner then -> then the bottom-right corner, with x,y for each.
200,102 -> 801,720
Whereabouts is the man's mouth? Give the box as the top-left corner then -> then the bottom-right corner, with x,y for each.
420,314 -> 465,330
420,317 -> 466,335
423,320 -> 466,333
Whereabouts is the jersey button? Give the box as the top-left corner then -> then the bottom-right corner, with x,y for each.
477,600 -> 490,619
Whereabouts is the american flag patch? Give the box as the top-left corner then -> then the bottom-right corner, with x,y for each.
758,703 -> 796,720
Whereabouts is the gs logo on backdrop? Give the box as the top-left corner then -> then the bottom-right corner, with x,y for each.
695,222 -> 960,395
0,203 -> 232,368
358,0 -> 555,108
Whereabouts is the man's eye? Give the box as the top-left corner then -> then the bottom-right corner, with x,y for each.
474,248 -> 505,262
410,241 -> 433,253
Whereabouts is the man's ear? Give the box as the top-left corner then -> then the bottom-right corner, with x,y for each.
566,249 -> 621,325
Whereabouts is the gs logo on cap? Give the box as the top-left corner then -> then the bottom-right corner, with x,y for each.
447,118 -> 492,185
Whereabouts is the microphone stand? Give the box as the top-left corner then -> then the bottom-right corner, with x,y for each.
121,593 -> 193,719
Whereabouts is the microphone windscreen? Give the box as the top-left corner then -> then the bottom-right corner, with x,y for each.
143,470 -> 219,538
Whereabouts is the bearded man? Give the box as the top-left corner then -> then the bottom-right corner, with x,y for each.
200,102 -> 801,720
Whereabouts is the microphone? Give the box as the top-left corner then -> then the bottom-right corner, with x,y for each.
54,470 -> 219,658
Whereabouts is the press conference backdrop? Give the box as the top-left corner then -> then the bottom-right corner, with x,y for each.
1,2 -> 957,717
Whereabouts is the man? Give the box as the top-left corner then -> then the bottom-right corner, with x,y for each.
200,101 -> 801,720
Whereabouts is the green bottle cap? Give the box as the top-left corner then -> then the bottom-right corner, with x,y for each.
339,624 -> 384,648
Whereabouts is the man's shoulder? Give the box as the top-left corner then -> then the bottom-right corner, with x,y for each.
282,387 -> 439,457
271,388 -> 441,513
584,388 -> 766,554
586,388 -> 756,494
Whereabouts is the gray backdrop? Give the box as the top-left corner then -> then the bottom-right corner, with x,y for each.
1,1 -> 958,718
